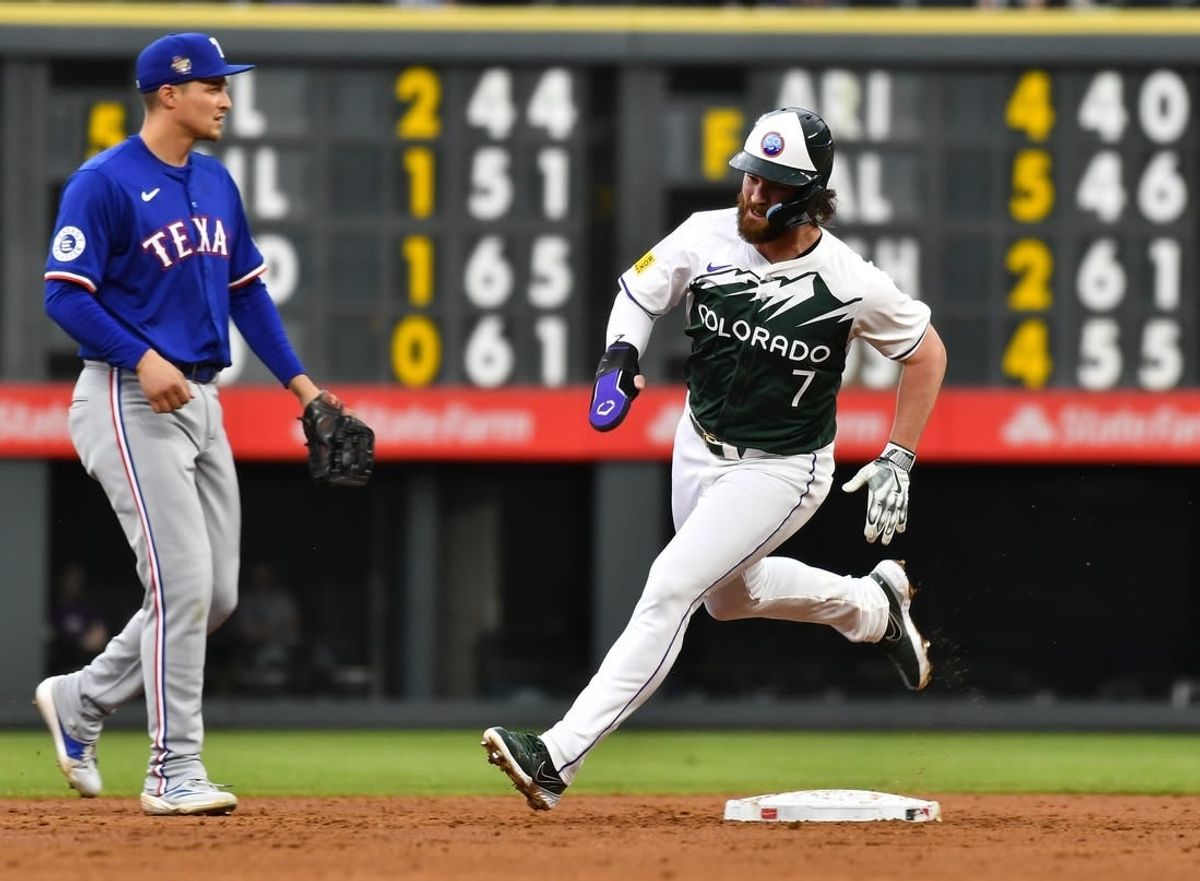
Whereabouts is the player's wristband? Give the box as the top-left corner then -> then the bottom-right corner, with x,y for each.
879,442 -> 916,472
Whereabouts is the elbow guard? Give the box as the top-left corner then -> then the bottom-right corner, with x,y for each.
588,342 -> 641,432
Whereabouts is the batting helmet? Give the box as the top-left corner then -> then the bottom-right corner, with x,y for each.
728,107 -> 834,230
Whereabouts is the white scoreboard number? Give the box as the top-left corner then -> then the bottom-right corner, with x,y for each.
1073,69 -> 1189,392
460,68 -> 577,388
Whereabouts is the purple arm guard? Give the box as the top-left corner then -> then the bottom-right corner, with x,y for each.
588,342 -> 640,432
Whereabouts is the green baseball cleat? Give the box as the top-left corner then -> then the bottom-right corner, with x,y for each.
481,726 -> 567,811
869,560 -> 932,691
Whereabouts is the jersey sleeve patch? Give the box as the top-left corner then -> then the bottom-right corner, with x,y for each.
51,226 -> 87,262
633,251 -> 656,274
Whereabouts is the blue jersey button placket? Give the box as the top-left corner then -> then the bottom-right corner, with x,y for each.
184,178 -> 225,364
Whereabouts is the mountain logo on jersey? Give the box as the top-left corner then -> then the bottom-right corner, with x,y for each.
51,226 -> 87,262
695,267 -> 862,329
141,217 -> 229,269
754,272 -> 863,328
753,273 -> 816,319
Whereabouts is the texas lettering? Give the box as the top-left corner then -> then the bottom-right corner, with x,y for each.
141,216 -> 229,268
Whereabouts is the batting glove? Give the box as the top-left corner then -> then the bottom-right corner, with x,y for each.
840,442 -> 915,545
588,342 -> 641,432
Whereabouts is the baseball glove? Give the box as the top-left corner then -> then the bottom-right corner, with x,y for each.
300,390 -> 375,487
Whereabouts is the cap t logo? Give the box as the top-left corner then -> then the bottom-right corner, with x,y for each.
136,33 -> 253,94
760,132 -> 784,157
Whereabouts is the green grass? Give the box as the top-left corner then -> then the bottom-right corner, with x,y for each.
3,730 -> 1199,798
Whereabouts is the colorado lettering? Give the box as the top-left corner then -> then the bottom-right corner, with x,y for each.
141,216 -> 229,268
696,302 -> 832,364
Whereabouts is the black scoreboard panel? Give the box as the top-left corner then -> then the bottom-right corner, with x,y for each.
24,31 -> 1200,392
654,63 -> 1199,391
42,60 -> 602,386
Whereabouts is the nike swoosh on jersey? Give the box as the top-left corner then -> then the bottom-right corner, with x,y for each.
141,188 -> 161,202
706,262 -> 732,273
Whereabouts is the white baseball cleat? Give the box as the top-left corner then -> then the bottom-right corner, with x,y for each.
141,779 -> 238,816
869,560 -> 932,691
33,675 -> 102,798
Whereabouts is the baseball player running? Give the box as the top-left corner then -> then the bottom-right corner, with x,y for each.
484,107 -> 947,811
36,33 -> 332,815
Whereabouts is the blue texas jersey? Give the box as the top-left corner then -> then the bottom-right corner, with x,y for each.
44,135 -> 265,366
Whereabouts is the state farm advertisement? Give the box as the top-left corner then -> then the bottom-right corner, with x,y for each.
3,383 -> 1200,463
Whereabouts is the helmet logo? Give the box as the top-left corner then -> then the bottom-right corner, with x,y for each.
760,132 -> 785,157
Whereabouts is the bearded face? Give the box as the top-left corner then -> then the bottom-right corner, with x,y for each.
735,186 -> 795,244
736,191 -> 774,244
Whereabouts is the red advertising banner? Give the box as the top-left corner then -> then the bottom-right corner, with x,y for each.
3,383 -> 1200,463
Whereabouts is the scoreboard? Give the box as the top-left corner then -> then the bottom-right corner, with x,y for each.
6,6 -> 1200,461
656,64 -> 1198,392
40,59 -> 594,387
999,68 -> 1195,392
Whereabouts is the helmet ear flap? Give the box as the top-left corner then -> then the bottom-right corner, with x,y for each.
765,181 -> 825,231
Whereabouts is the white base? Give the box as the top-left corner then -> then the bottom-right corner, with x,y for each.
724,789 -> 941,823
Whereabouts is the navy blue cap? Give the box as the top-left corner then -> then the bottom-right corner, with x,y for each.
135,33 -> 254,93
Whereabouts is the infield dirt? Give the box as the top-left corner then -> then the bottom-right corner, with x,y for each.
4,794 -> 1198,880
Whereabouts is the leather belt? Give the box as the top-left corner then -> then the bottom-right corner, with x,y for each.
688,413 -> 772,461
171,361 -> 221,384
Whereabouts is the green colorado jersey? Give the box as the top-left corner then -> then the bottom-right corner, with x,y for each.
616,208 -> 930,455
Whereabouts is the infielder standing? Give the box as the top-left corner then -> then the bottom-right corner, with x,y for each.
36,33 -> 328,815
484,107 -> 947,811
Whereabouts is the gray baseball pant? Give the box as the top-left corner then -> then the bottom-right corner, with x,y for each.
52,362 -> 240,794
